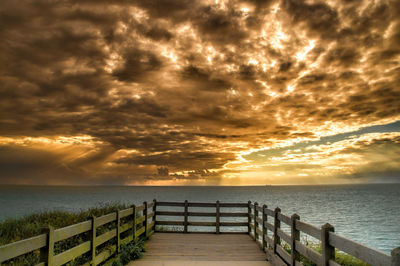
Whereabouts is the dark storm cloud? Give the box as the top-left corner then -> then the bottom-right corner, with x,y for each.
115,151 -> 235,170
194,5 -> 249,44
282,0 -> 339,39
113,48 -> 163,82
0,142 -> 116,185
181,66 -> 231,91
0,0 -> 399,184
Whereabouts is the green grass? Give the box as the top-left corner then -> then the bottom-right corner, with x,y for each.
300,246 -> 369,266
279,241 -> 369,266
0,204 -> 146,265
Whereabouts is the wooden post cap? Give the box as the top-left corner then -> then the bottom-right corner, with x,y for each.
392,247 -> 400,266
322,223 -> 334,230
291,213 -> 300,220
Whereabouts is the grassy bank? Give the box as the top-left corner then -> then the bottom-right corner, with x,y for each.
299,245 -> 369,266
0,204 -> 145,265
280,241 -> 369,266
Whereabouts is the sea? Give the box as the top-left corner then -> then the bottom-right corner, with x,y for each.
0,184 -> 399,254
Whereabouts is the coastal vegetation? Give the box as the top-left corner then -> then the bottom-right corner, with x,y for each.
0,204 -> 145,265
299,245 -> 369,266
278,240 -> 369,266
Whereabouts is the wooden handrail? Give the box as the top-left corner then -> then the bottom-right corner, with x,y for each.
155,200 -> 249,234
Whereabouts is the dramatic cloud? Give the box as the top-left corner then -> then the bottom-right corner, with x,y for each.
0,0 -> 399,185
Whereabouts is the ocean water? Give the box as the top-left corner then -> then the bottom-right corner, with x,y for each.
0,184 -> 399,254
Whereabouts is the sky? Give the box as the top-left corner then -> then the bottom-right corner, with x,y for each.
0,0 -> 399,185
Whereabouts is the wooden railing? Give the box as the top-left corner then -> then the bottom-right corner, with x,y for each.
1,200 -> 400,266
248,201 -> 400,266
154,200 -> 249,233
0,201 -> 156,266
154,200 -> 400,265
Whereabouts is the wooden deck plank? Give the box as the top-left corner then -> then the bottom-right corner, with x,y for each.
131,261 -> 270,266
129,233 -> 270,264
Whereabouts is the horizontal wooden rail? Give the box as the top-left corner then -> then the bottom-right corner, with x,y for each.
188,221 -> 216,226
156,201 -> 185,207
220,203 -> 249,207
0,234 -> 47,262
220,222 -> 248,226
157,221 -> 185,226
221,212 -> 248,217
295,240 -> 322,264
265,208 -> 274,217
277,213 -> 291,225
53,241 -> 91,266
276,244 -> 291,264
119,207 -> 134,218
96,212 -> 116,227
96,229 -> 116,246
53,220 -> 91,242
277,228 -> 291,244
156,211 -> 184,216
295,219 -> 321,240
329,231 -> 391,266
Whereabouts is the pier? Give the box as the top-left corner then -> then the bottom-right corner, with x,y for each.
1,200 -> 399,266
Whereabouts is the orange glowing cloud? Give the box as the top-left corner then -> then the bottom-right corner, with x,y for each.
0,0 -> 399,185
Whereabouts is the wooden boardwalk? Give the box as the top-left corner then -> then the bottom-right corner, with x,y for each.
130,233 -> 271,265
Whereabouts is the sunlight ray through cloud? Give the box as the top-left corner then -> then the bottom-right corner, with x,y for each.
0,0 -> 399,185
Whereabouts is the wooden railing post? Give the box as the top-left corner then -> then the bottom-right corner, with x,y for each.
132,205 -> 137,241
40,225 -> 54,266
89,216 -> 97,265
247,201 -> 252,235
290,214 -> 300,266
321,223 -> 335,266
143,201 -> 148,239
116,210 -> 121,253
273,207 -> 281,254
392,247 -> 400,266
184,200 -> 188,233
262,204 -> 267,250
254,202 -> 259,241
153,199 -> 157,226
216,200 -> 220,234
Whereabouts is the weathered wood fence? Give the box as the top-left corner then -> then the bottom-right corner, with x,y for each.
247,201 -> 400,266
1,200 -> 400,266
0,201 -> 156,266
155,200 -> 248,233
155,200 -> 399,266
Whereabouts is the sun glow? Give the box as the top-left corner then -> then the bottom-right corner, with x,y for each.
296,40 -> 315,61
